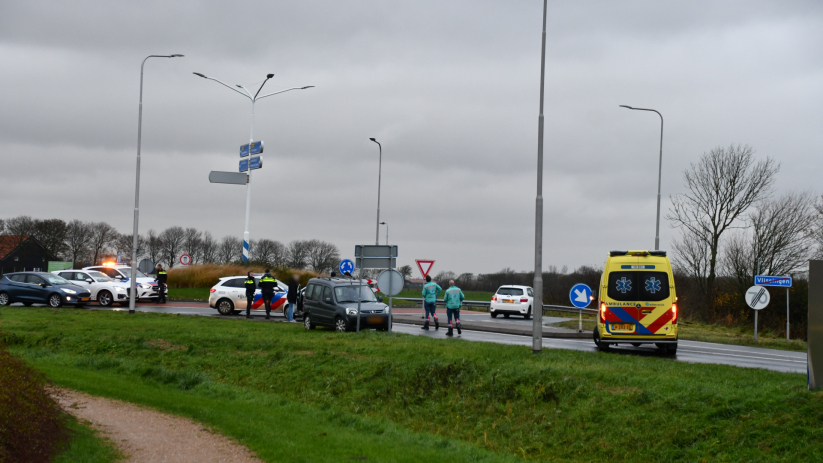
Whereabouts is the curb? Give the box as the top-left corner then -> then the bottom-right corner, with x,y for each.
392,315 -> 590,339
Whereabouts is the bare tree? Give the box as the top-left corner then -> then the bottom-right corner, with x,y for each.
218,236 -> 240,264
398,264 -> 413,280
199,232 -> 218,263
0,218 -> 5,234
64,220 -> 92,266
286,240 -> 311,269
3,216 -> 36,248
182,228 -> 202,264
88,222 -> 118,265
270,240 -> 288,268
32,218 -> 68,258
112,232 -> 141,261
253,239 -> 284,266
146,230 -> 163,266
671,231 -> 711,295
158,226 -> 186,268
434,270 -> 456,283
668,144 -> 779,303
306,239 -> 340,273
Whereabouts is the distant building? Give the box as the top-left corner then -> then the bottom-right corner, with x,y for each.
0,235 -> 58,276
406,278 -> 425,289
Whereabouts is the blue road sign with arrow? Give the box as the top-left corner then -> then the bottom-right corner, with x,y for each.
339,259 -> 354,275
569,283 -> 593,308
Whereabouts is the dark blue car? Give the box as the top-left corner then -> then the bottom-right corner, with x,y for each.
0,272 -> 91,308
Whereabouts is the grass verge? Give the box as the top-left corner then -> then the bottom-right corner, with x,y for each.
2,307 -> 821,462
53,416 -> 123,463
167,287 -> 210,301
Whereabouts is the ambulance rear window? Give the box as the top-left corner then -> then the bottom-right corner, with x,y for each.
607,271 -> 670,302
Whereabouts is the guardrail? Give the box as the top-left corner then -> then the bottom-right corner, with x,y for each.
391,297 -> 597,316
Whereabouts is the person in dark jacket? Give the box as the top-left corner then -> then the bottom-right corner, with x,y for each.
244,271 -> 256,319
154,264 -> 167,304
258,269 -> 277,320
286,275 -> 298,322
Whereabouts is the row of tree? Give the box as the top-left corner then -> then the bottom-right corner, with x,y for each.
0,217 -> 341,274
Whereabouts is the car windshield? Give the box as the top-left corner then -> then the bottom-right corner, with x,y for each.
118,267 -> 147,278
45,275 -> 70,285
497,287 -> 524,296
334,285 -> 378,303
88,271 -> 113,282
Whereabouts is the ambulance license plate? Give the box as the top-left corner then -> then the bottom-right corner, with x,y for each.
612,323 -> 634,331
504,299 -> 515,303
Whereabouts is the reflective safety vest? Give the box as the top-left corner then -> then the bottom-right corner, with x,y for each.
444,286 -> 465,309
422,282 -> 442,303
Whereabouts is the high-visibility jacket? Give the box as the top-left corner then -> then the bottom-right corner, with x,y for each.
155,270 -> 167,284
444,286 -> 465,309
244,279 -> 256,297
259,275 -> 277,296
422,282 -> 442,303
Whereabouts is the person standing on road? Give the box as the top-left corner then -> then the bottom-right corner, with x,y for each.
154,264 -> 167,304
286,275 -> 298,323
244,272 -> 256,319
421,275 -> 441,331
259,270 -> 277,320
444,279 -> 465,337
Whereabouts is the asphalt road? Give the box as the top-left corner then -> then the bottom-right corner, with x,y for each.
23,301 -> 806,375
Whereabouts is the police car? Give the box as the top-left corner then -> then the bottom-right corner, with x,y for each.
209,274 -> 289,316
52,269 -> 129,306
83,264 -> 158,303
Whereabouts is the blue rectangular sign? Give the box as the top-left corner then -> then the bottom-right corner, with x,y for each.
249,156 -> 262,170
239,158 -> 248,172
240,141 -> 264,157
754,275 -> 792,287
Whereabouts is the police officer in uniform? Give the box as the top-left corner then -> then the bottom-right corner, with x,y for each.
244,271 -> 256,319
258,269 -> 277,320
154,264 -> 167,304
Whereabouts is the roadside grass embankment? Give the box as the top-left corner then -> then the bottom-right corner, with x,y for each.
2,307 -> 822,462
167,264 -> 317,289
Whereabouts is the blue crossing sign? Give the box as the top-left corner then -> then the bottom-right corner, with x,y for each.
339,259 -> 354,275
240,141 -> 264,157
754,275 -> 792,287
569,283 -> 593,308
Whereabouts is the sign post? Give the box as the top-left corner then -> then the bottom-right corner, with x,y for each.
746,285 -> 771,341
354,245 -> 398,333
755,275 -> 793,341
378,269 -> 403,335
569,283 -> 592,333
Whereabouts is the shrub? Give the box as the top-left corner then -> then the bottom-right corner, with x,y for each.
166,264 -> 317,288
0,344 -> 67,463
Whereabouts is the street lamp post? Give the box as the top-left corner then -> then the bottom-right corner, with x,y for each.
380,221 -> 388,245
129,53 -> 184,315
532,0 -> 548,353
369,138 -> 382,246
194,72 -> 313,261
619,105 -> 664,251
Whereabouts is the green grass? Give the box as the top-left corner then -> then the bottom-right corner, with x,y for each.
53,416 -> 123,463
167,287 -> 210,301
2,307 -> 821,462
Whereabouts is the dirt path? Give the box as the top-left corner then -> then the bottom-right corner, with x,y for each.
53,388 -> 262,463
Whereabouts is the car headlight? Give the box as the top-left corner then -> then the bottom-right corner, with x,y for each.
346,308 -> 358,315
140,284 -> 152,290
115,287 -> 126,292
61,288 -> 76,294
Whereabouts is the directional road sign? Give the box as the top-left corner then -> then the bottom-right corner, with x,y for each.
755,275 -> 792,287
239,156 -> 263,172
569,283 -> 593,308
746,285 -> 770,310
339,259 -> 354,275
416,260 -> 435,278
240,141 -> 263,157
377,269 -> 404,296
210,171 -> 248,185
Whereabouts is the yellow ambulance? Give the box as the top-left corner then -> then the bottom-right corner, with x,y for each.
594,250 -> 678,355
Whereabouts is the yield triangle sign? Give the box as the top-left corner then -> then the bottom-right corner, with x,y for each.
416,260 -> 435,278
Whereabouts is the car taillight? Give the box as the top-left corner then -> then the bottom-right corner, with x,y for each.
520,298 -> 528,302
492,296 -> 497,301
600,302 -> 606,323
671,303 -> 677,324
210,288 -> 216,293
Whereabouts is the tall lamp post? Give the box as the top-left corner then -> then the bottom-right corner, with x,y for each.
619,105 -> 664,251
369,138 -> 382,245
380,221 -> 388,245
129,53 -> 184,315
193,72 -> 313,261
532,0 -> 548,353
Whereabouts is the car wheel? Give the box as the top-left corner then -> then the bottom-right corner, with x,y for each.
490,311 -> 497,318
23,302 -> 32,307
524,307 -> 531,320
48,294 -> 62,308
631,343 -> 643,347
0,292 -> 10,306
334,317 -> 348,333
304,314 -> 316,330
216,299 -> 234,315
98,290 -> 113,307
504,313 -> 510,319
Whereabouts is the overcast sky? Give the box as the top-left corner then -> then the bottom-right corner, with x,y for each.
1,0 -> 821,275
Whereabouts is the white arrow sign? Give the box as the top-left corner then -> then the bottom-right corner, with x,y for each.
573,289 -> 588,303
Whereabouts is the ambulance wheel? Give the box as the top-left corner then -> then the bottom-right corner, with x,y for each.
490,312 -> 498,318
631,343 -> 643,347
656,343 -> 677,356
216,299 -> 234,315
593,327 -> 610,352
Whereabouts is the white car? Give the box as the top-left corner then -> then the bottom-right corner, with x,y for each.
489,285 -> 535,319
209,275 -> 289,316
83,265 -> 158,302
52,269 -> 130,307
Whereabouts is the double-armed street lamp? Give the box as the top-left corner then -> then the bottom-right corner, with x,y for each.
193,72 -> 313,261
619,105 -> 664,251
369,138 -> 383,246
129,54 -> 184,315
